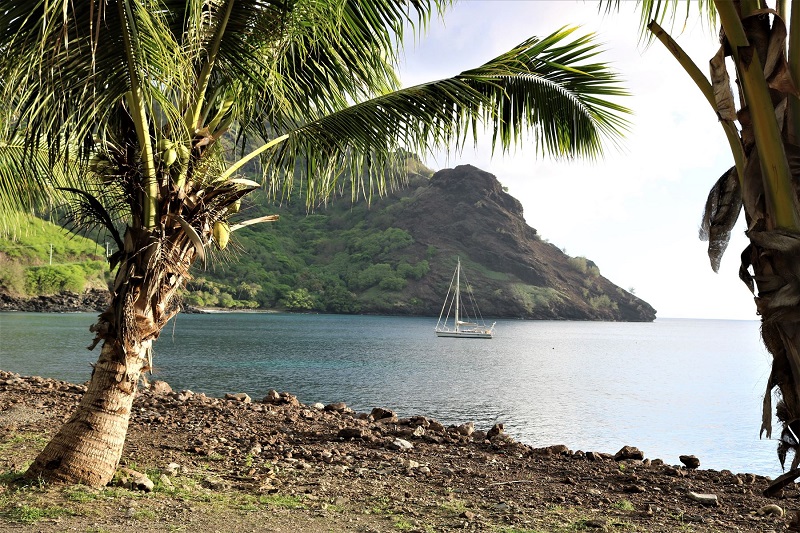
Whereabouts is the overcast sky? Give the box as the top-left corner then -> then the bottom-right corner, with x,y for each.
398,0 -> 756,320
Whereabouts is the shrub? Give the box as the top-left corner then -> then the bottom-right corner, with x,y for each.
378,276 -> 406,291
281,288 -> 315,311
0,262 -> 27,295
25,265 -> 86,294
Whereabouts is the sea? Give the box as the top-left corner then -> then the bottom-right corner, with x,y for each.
0,312 -> 784,477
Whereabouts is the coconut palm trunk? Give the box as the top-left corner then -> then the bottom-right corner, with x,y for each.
27,227 -> 197,484
26,342 -> 147,485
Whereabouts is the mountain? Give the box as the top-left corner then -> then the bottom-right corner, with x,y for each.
193,163 -> 656,321
0,163 -> 656,321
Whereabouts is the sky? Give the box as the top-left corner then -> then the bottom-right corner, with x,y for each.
398,0 -> 757,320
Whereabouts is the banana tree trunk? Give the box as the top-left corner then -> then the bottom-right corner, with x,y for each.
743,229 -> 800,467
25,227 -> 197,485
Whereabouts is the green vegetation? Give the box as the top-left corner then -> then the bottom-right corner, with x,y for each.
568,256 -> 599,277
0,214 -> 108,296
183,185 -> 432,313
510,284 -> 563,314
614,499 -> 635,512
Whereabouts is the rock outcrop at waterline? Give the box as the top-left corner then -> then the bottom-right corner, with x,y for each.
0,288 -> 109,313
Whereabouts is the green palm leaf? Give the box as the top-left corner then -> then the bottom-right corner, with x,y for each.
252,27 -> 630,204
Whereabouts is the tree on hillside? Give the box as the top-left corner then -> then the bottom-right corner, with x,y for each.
0,0 -> 630,486
609,0 -> 800,468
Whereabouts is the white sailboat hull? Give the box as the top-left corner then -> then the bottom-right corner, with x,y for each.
435,329 -> 493,339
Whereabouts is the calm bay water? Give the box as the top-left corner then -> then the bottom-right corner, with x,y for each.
0,312 -> 781,476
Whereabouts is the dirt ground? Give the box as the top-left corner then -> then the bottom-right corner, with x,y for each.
1,369 -> 798,532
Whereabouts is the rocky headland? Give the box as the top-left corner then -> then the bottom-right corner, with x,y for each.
0,370 -> 796,532
0,289 -> 109,313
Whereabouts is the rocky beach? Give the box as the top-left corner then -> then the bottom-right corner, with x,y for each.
0,370 -> 797,532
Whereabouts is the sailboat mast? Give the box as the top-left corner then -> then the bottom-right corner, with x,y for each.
455,257 -> 460,332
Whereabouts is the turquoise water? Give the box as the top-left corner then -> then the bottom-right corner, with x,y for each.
0,312 -> 780,476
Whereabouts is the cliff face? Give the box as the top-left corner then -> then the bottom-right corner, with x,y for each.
366,164 -> 656,321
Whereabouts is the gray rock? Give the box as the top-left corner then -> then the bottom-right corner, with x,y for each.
757,504 -> 784,517
411,425 -> 425,437
225,392 -> 251,404
679,454 -> 700,469
456,422 -> 475,436
117,467 -> 154,492
370,407 -> 397,421
409,416 -> 430,428
338,427 -> 368,440
487,423 -> 504,439
623,484 -> 646,493
202,476 -> 231,490
163,462 -> 181,477
427,420 -> 445,433
687,491 -> 718,506
263,390 -> 299,406
614,445 -> 644,461
264,389 -> 281,403
158,473 -> 173,487
387,438 -> 413,451
311,402 -> 325,410
460,510 -> 476,521
325,402 -> 348,412
150,380 -> 172,395
544,444 -> 571,456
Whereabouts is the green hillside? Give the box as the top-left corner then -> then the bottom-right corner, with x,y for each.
187,168 -> 434,312
0,160 -> 656,321
0,215 -> 108,296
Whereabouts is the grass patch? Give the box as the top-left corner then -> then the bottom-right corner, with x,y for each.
394,518 -> 415,530
439,498 -> 468,515
63,486 -> 100,503
2,503 -> 74,523
0,432 -> 48,453
366,494 -> 393,515
257,493 -> 305,509
132,508 -> 157,520
614,499 -> 635,511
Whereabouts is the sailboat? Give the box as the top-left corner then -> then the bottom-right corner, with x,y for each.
435,257 -> 496,339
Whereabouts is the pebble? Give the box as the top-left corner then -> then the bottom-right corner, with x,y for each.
388,438 -> 413,451
687,491 -> 718,506
757,504 -> 784,517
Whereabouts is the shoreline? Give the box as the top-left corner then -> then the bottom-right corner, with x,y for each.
0,370 -> 795,531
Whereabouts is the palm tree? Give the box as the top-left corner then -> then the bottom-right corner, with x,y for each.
0,0 -> 630,486
609,0 -> 800,468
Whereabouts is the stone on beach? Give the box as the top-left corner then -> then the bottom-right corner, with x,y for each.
679,454 -> 700,469
614,445 -> 644,461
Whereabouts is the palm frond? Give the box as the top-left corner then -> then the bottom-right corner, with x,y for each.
600,0 -> 717,43
249,27 -> 630,205
0,136 -> 85,233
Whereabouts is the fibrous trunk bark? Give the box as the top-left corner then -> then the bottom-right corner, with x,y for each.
25,227 -> 196,485
24,340 -> 149,485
